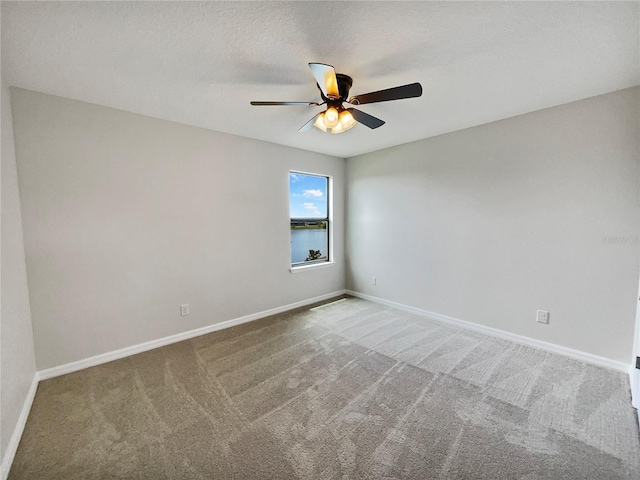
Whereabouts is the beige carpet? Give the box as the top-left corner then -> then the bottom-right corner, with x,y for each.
9,296 -> 640,479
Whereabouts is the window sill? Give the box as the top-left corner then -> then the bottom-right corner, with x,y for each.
289,262 -> 336,274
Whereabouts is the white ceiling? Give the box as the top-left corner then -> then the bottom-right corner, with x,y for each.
2,1 -> 639,158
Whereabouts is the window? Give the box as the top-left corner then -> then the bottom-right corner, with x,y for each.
290,172 -> 330,268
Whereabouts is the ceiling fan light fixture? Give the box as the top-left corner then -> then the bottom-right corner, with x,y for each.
313,108 -> 357,134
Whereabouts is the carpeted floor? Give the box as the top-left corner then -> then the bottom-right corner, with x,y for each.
9,296 -> 640,479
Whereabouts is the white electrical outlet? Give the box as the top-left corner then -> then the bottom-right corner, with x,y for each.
371,277 -> 377,286
181,304 -> 190,316
536,310 -> 549,324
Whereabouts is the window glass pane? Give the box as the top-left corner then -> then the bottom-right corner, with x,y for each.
290,172 -> 329,265
289,172 -> 327,218
290,220 -> 328,264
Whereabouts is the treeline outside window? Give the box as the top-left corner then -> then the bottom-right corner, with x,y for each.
289,171 -> 329,267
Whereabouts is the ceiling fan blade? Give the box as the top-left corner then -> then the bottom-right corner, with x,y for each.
251,101 -> 320,106
308,63 -> 340,99
347,82 -> 422,105
347,108 -> 385,129
298,113 -> 322,132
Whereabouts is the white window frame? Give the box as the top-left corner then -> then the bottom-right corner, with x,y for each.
289,170 -> 335,273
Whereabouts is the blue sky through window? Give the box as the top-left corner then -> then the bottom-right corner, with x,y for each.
289,172 -> 328,219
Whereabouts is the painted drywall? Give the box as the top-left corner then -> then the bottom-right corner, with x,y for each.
10,88 -> 345,370
346,87 -> 640,364
1,80 -> 37,464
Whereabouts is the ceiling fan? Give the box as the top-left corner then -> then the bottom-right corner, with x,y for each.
250,63 -> 422,134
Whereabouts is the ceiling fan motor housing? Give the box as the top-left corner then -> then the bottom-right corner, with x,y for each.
317,73 -> 353,105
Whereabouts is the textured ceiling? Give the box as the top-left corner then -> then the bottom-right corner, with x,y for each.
2,1 -> 639,158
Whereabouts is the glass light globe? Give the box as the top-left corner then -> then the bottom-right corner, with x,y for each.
338,110 -> 356,130
330,122 -> 344,134
324,107 -> 339,128
313,112 -> 328,132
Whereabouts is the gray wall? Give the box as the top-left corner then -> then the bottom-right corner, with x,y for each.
346,87 -> 640,364
10,88 -> 346,370
1,81 -> 36,464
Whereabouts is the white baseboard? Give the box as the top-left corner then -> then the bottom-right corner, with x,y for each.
631,365 -> 640,410
1,373 -> 39,480
346,290 -> 630,374
38,290 -> 347,381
